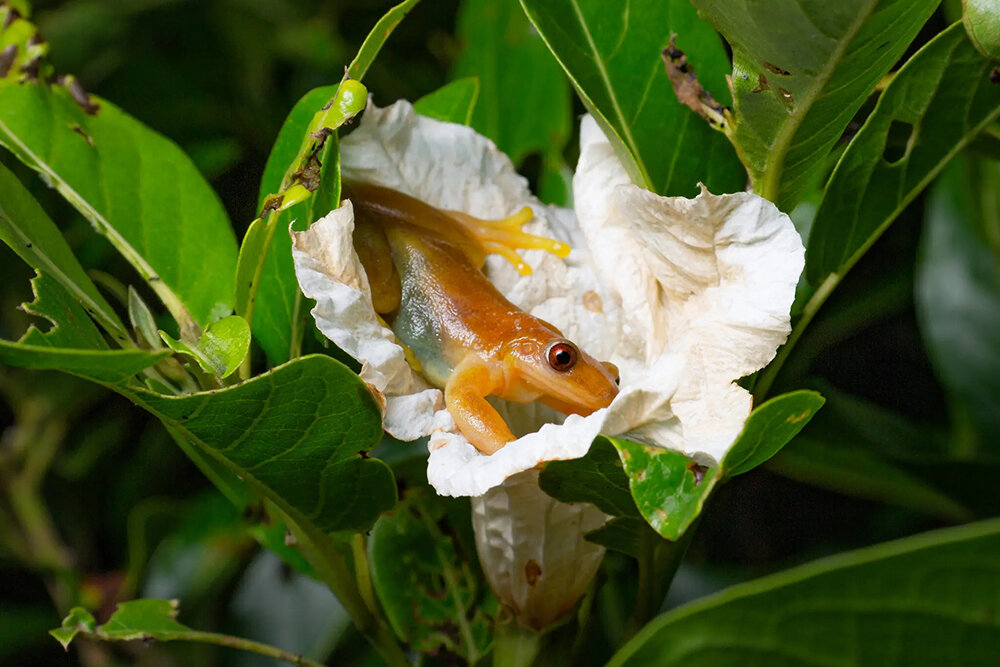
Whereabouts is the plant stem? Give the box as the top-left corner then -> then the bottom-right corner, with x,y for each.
621,524 -> 696,642
753,273 -> 838,401
282,513 -> 410,667
493,618 -> 541,667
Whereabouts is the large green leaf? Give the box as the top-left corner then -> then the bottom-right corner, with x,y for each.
916,158 -> 1000,447
807,23 -> 1000,284
253,85 -> 338,365
0,80 -> 238,327
454,0 -> 570,167
691,0 -> 938,210
610,519 -> 1000,665
0,160 -> 127,344
369,490 -> 490,662
413,77 -> 480,126
520,0 -> 745,197
129,354 -> 395,534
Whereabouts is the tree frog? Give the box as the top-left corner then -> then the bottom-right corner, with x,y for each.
345,181 -> 620,455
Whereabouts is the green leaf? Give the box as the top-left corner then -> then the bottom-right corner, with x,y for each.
691,0 -> 938,210
0,79 -> 238,327
96,599 -> 190,641
520,0 -> 745,197
539,437 -> 638,517
160,314 -> 250,379
807,23 -> 1000,285
916,157 -> 1000,445
610,437 -> 721,541
252,85 -> 339,365
0,272 -> 168,383
346,0 -> 421,81
130,355 -> 396,534
454,0 -> 570,168
584,516 -> 653,559
51,599 -> 329,665
413,77 -> 480,125
609,519 -> 1000,666
127,286 -> 161,350
50,607 -> 96,650
370,491 -> 491,662
0,160 -> 128,345
722,390 -> 825,476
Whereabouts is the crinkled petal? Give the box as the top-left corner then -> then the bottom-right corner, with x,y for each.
575,115 -> 804,465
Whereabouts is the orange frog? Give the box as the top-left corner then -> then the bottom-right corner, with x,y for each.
345,181 -> 620,455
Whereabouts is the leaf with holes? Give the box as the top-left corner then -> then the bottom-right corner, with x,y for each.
0,160 -> 128,344
520,0 -> 745,197
691,0 -> 938,210
129,354 -> 395,533
807,24 -> 1000,284
0,75 -> 238,326
610,519 -> 1000,666
370,490 -> 491,661
253,85 -> 339,365
0,272 -> 168,384
610,437 -> 721,541
414,77 -> 480,126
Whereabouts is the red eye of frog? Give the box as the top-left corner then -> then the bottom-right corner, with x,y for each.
546,342 -> 578,371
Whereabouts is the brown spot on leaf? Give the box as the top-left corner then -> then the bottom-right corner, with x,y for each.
661,34 -> 729,130
652,509 -> 669,527
524,560 -> 542,586
687,462 -> 708,486
778,88 -> 794,105
752,74 -> 770,93
69,124 -> 94,146
763,61 -> 791,76
0,44 -> 16,78
63,76 -> 100,114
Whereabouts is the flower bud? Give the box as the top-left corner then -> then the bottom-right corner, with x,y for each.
471,469 -> 607,630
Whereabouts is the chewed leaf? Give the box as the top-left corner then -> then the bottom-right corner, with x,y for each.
160,315 -> 250,379
49,607 -> 96,650
609,437 -> 720,541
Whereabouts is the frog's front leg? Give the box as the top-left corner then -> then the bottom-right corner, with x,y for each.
446,207 -> 570,276
444,356 -> 515,455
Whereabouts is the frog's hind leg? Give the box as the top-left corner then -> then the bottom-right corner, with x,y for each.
353,215 -> 401,315
446,207 -> 571,276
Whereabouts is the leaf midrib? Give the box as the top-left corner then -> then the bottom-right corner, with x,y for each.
757,1 -> 878,202
567,0 -> 653,189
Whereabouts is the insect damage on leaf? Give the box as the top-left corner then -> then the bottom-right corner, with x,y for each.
661,34 -> 731,134
0,3 -> 100,114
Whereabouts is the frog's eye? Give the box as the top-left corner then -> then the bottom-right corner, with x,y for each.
546,342 -> 578,371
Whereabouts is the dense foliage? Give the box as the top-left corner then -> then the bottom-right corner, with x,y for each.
1,0 -> 998,665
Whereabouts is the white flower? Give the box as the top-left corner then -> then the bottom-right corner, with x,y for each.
291,101 -> 804,498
